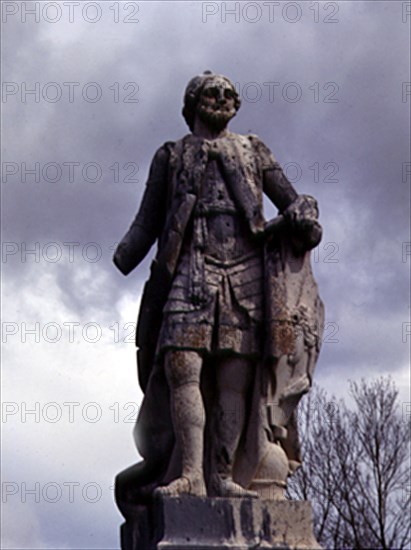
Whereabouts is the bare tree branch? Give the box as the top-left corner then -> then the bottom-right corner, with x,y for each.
287,377 -> 411,549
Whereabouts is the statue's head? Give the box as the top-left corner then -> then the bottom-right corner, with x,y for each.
182,71 -> 241,132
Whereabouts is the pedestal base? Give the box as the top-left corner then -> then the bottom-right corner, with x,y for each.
120,496 -> 320,549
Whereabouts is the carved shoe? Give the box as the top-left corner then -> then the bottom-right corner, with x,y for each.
210,474 -> 258,498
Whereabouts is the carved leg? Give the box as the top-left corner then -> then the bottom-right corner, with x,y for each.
212,356 -> 258,498
155,350 -> 206,497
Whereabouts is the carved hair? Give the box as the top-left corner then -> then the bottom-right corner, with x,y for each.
182,71 -> 241,131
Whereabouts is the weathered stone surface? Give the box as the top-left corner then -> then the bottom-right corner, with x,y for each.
120,497 -> 320,549
114,72 -> 324,549
113,72 -> 324,503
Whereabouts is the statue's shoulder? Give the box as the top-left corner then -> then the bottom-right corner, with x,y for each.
157,140 -> 176,155
150,140 -> 177,168
245,133 -> 269,148
228,132 -> 268,149
244,133 -> 278,167
157,136 -> 193,170
225,132 -> 277,169
160,134 -> 196,156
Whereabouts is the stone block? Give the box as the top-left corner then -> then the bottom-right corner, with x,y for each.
120,496 -> 320,549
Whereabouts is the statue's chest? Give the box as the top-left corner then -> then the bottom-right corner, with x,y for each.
197,160 -> 236,214
192,159 -> 255,261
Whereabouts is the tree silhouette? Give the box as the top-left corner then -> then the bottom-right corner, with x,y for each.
287,377 -> 410,549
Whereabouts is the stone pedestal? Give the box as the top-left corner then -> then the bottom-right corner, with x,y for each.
120,496 -> 320,549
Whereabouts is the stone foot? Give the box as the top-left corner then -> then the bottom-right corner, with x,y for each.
154,476 -> 206,497
211,475 -> 258,498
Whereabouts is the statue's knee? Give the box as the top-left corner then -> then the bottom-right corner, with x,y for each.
165,349 -> 202,388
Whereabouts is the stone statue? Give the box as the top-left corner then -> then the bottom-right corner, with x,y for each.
113,72 -> 324,517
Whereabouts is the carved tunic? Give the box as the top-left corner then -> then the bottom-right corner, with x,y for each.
157,158 -> 263,356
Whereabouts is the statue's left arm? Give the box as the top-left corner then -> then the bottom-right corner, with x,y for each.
250,136 -> 322,250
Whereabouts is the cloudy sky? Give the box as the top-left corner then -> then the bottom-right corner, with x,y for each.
1,1 -> 410,548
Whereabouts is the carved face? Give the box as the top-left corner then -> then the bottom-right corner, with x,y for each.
196,77 -> 237,131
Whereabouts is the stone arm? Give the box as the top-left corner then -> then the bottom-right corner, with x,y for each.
263,161 -> 299,213
251,136 -> 322,250
113,146 -> 170,275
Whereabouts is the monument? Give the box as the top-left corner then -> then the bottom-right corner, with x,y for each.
113,72 -> 324,549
